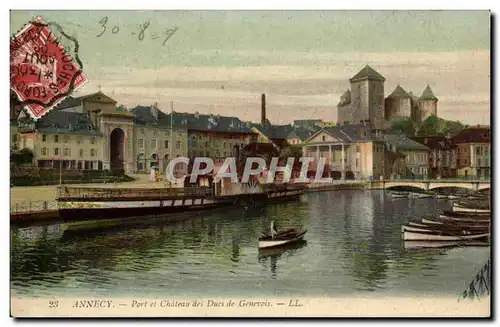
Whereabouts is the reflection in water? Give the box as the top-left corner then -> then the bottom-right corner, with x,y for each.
11,190 -> 490,298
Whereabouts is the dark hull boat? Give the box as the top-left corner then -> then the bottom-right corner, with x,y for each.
258,228 -> 307,249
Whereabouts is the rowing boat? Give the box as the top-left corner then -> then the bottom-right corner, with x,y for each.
403,230 -> 489,241
452,204 -> 490,213
258,228 -> 308,249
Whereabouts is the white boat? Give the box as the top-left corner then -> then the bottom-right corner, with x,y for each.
435,194 -> 449,199
258,224 -> 308,249
404,240 -> 463,250
438,214 -> 490,223
401,225 -> 435,233
391,192 -> 408,198
447,195 -> 462,200
421,217 -> 444,225
411,193 -> 433,199
403,230 -> 490,241
452,204 -> 490,213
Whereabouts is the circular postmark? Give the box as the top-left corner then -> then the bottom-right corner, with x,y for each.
10,17 -> 88,120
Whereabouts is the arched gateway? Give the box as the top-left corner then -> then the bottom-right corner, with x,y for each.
110,128 -> 125,171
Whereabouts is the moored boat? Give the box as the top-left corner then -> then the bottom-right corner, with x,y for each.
447,195 -> 462,200
390,192 -> 409,198
403,230 -> 489,241
452,203 -> 490,213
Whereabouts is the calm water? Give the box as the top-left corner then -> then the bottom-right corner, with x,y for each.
11,190 -> 490,298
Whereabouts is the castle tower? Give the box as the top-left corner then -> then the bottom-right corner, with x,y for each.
349,65 -> 386,130
385,84 -> 411,120
418,85 -> 438,122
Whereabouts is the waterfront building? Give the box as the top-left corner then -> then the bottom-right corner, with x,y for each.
336,65 -> 439,128
412,135 -> 457,179
16,110 -> 105,170
129,105 -> 189,173
302,123 -> 387,180
382,134 -> 430,178
452,126 -> 491,179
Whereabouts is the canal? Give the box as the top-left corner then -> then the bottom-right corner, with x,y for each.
11,190 -> 490,298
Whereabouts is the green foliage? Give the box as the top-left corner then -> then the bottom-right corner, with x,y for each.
10,148 -> 34,166
417,115 -> 465,136
389,117 -> 415,136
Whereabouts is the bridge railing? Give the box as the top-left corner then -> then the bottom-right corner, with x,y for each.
377,178 -> 490,183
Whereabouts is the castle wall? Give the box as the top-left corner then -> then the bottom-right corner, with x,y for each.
419,99 -> 437,121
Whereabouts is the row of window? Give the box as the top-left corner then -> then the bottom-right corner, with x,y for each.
137,139 -> 183,150
41,134 -> 97,145
40,147 -> 99,157
406,153 -> 427,164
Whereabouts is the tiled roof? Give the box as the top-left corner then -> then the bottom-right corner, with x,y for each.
306,124 -> 385,144
54,91 -> 116,110
383,133 -> 430,151
131,106 -> 252,134
420,85 -> 438,101
293,119 -> 323,128
250,123 -> 295,140
287,126 -> 320,141
387,85 -> 410,99
349,65 -> 386,83
20,110 -> 103,136
452,127 -> 490,144
411,136 -> 456,150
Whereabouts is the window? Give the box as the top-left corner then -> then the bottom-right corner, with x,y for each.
54,135 -> 59,143
223,152 -> 227,156
41,147 -> 47,155
164,140 -> 169,149
485,147 -> 489,156
138,139 -> 144,148
77,136 -> 82,144
64,135 -> 70,143
79,149 -> 84,157
151,139 -> 157,149
63,148 -> 70,156
54,148 -> 59,155
42,134 -> 47,142
476,147 -> 481,155
478,159 -> 481,167
322,136 -> 326,142
176,141 -> 182,150
90,149 -> 96,157
356,146 -> 360,153
356,158 -> 359,167
91,137 -> 96,145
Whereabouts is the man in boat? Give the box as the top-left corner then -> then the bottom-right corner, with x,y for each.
270,220 -> 278,239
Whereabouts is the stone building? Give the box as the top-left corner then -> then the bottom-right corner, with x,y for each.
452,126 -> 491,179
382,134 -> 430,178
302,123 -> 387,180
336,65 -> 439,129
412,135 -> 457,179
337,65 -> 386,130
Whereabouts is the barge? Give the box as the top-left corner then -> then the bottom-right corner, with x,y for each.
56,182 -> 305,223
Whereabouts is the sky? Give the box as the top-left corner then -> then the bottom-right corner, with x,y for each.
10,10 -> 491,125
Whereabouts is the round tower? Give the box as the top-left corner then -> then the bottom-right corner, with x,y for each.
419,85 -> 438,121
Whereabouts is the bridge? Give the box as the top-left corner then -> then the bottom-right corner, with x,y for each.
371,179 -> 491,192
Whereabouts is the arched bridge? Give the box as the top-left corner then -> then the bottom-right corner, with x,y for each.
371,179 -> 490,192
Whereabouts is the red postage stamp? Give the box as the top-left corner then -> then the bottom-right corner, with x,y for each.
10,17 -> 88,120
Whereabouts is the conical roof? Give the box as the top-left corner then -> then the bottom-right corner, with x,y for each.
349,65 -> 386,83
420,85 -> 438,100
387,85 -> 410,99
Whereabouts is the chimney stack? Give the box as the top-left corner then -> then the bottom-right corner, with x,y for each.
261,93 -> 266,125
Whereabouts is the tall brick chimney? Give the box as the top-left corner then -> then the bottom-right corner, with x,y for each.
261,93 -> 266,125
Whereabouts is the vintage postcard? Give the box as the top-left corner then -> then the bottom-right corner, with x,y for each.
9,9 -> 491,318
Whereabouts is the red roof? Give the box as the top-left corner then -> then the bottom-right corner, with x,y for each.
452,127 -> 491,144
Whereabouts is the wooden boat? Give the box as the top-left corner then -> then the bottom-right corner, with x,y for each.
258,228 -> 308,249
439,214 -> 490,223
391,192 -> 409,198
435,194 -> 449,199
401,224 -> 489,234
452,203 -> 490,213
403,230 -> 489,241
404,240 -> 489,250
447,195 -> 462,200
441,210 -> 490,218
421,216 -> 490,226
410,193 -> 433,199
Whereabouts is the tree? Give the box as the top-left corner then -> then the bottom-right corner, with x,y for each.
418,115 -> 442,136
389,117 -> 415,136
